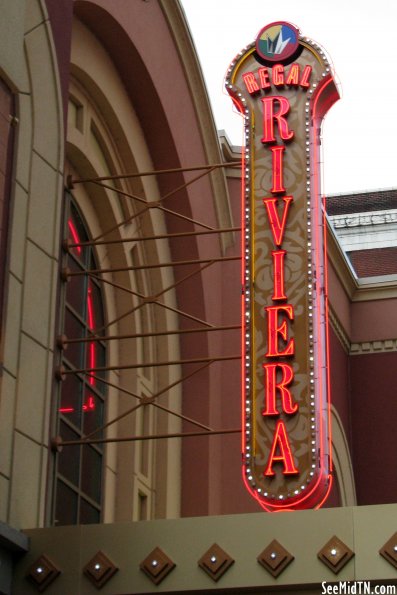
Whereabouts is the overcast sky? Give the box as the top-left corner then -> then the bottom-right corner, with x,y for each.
181,0 -> 397,196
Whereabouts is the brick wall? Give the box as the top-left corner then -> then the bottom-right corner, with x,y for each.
348,247 -> 397,277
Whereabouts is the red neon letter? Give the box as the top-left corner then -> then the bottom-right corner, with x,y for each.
261,96 -> 294,144
242,72 -> 260,94
263,196 -> 293,246
300,65 -> 312,88
263,363 -> 297,416
258,67 -> 271,89
266,304 -> 295,357
270,145 -> 286,193
272,250 -> 287,300
264,420 -> 299,476
272,64 -> 284,86
286,63 -> 300,86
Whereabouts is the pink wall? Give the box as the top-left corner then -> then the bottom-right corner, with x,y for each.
350,352 -> 397,504
351,299 -> 397,343
327,260 -> 351,338
217,175 -> 261,514
328,327 -> 351,447
45,0 -> 73,130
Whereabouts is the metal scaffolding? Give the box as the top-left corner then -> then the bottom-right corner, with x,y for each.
53,161 -> 242,450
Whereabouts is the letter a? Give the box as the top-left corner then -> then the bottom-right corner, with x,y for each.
264,420 -> 299,476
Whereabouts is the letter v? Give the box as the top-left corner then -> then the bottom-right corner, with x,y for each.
263,196 -> 293,246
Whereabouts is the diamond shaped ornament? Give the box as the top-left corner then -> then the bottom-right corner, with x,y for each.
140,547 -> 176,585
26,554 -> 61,592
379,532 -> 397,570
257,539 -> 294,578
317,536 -> 354,574
83,551 -> 118,588
198,543 -> 234,582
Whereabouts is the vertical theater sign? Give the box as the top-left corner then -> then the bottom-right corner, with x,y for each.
226,23 -> 339,510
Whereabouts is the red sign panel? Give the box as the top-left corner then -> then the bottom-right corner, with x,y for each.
226,22 -> 339,510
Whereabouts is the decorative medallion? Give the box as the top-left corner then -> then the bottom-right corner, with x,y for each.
256,22 -> 300,63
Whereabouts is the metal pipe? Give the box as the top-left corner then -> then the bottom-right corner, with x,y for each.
60,354 -> 241,375
60,324 -> 241,345
90,166 -> 220,241
64,255 -> 241,276
66,226 -> 241,249
80,361 -> 213,439
53,427 -> 242,448
70,161 -> 241,185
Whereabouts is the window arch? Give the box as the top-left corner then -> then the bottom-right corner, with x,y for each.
59,12 -> 196,523
53,193 -> 107,526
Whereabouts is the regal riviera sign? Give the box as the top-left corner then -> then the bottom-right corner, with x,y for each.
226,22 -> 339,510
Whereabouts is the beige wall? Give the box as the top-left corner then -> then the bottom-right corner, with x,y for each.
13,503 -> 397,594
0,0 -> 64,529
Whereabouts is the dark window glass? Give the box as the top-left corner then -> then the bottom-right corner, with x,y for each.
89,281 -> 105,332
58,421 -> 80,486
82,390 -> 104,438
59,367 -> 83,430
81,445 -> 102,501
68,202 -> 89,262
55,480 -> 78,526
64,308 -> 85,369
79,498 -> 100,524
66,259 -> 86,317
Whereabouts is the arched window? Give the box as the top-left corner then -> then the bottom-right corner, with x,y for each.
53,193 -> 107,525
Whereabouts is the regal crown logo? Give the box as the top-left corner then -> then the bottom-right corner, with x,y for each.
267,29 -> 291,55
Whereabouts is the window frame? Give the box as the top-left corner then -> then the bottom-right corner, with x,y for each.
53,192 -> 107,526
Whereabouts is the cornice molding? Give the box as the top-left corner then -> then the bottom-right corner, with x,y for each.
330,209 -> 397,229
328,305 -> 350,355
350,339 -> 397,355
354,275 -> 397,301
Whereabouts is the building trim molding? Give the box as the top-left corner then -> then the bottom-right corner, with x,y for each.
330,209 -> 397,230
350,339 -> 397,355
328,306 -> 397,355
328,305 -> 350,354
